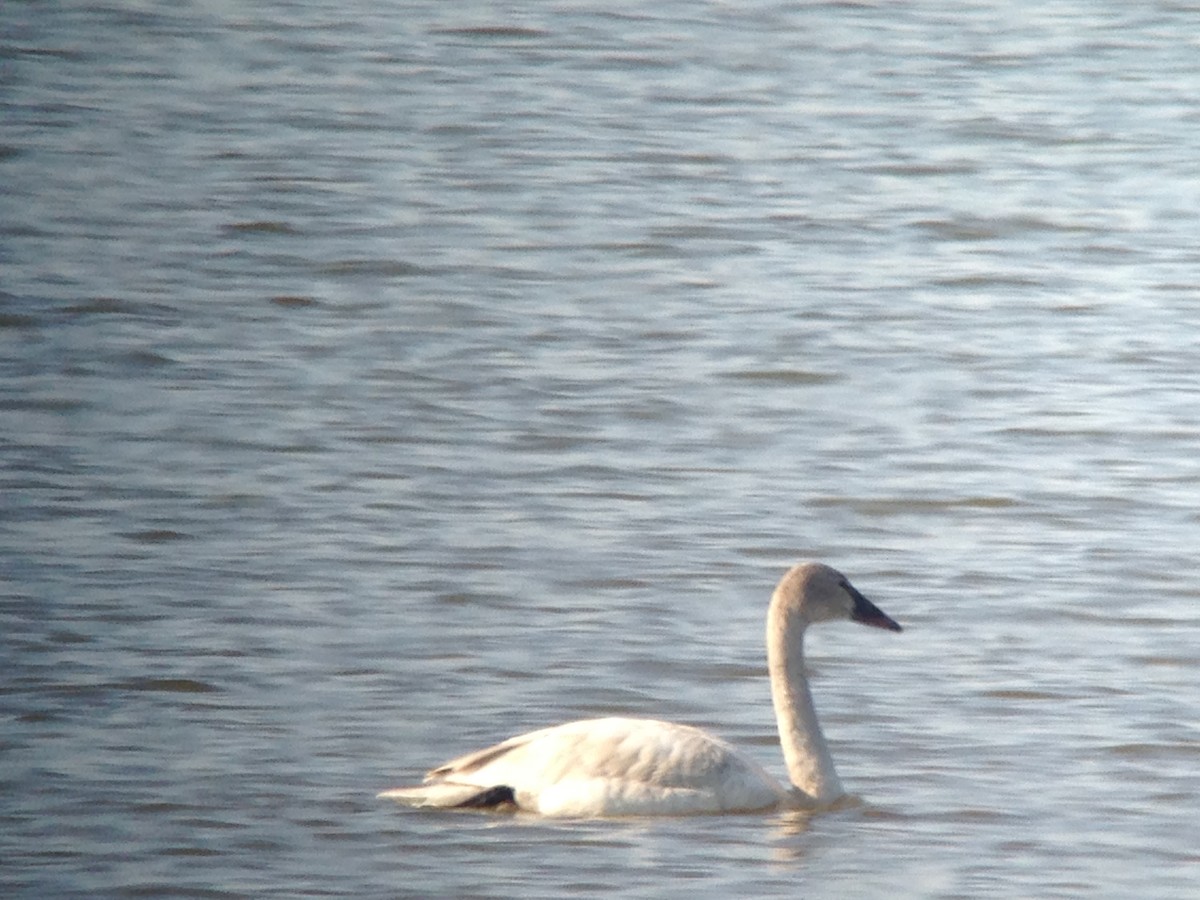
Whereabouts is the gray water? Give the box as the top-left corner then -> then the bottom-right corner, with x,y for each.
3,1 -> 1200,897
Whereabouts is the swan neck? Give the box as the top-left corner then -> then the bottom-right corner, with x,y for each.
767,604 -> 844,804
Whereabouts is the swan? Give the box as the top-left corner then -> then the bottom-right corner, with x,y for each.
378,561 -> 902,817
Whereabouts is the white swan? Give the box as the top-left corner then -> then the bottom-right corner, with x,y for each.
379,562 -> 902,817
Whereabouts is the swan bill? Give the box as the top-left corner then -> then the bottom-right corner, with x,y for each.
847,584 -> 902,632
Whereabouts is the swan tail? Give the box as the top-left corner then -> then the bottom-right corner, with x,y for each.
378,781 -> 517,810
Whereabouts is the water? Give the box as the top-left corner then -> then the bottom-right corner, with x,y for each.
3,1 -> 1200,896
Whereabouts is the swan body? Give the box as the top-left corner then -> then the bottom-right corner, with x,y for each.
382,716 -> 785,816
379,562 -> 901,817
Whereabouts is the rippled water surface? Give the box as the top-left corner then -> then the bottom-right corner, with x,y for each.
4,2 -> 1200,897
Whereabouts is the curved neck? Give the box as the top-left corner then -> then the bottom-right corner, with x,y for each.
766,604 -> 844,804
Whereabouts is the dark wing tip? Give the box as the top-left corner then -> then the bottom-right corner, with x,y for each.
454,785 -> 517,809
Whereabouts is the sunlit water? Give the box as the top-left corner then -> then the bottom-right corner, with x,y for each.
3,2 -> 1199,897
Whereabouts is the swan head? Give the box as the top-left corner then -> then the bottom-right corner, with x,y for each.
772,562 -> 902,632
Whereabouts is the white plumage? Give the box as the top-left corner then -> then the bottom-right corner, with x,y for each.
379,562 -> 902,817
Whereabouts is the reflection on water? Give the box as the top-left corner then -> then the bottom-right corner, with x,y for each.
4,1 -> 1200,897
768,808 -> 817,861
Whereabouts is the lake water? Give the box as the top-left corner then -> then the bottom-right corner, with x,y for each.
3,1 -> 1199,897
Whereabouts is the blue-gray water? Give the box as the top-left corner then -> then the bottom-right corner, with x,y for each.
3,2 -> 1199,897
